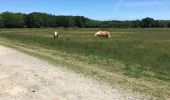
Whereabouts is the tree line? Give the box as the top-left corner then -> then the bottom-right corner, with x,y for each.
0,12 -> 170,28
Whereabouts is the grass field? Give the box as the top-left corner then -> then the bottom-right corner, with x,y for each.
0,28 -> 170,99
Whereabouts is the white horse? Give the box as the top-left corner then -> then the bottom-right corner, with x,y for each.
95,31 -> 111,38
53,31 -> 59,39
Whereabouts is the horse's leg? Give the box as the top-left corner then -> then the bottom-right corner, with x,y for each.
104,36 -> 106,39
106,35 -> 108,39
98,35 -> 101,38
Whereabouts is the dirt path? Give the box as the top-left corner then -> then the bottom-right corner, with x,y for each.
0,45 -> 148,100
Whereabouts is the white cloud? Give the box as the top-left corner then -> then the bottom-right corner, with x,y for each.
114,0 -> 125,12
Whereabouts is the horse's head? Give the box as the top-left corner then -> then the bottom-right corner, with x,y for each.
107,32 -> 111,38
95,31 -> 101,37
54,31 -> 58,35
95,33 -> 98,36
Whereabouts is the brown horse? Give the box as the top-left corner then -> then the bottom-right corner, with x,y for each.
95,31 -> 111,38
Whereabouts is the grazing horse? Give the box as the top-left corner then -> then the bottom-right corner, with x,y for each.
95,31 -> 111,39
53,31 -> 59,39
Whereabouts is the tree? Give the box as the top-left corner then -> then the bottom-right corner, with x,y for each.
75,16 -> 86,28
85,20 -> 100,28
2,12 -> 25,28
46,16 -> 57,27
0,12 -> 170,28
26,12 -> 45,28
132,20 -> 141,28
67,16 -> 75,27
141,17 -> 155,28
168,21 -> 170,28
0,14 -> 4,27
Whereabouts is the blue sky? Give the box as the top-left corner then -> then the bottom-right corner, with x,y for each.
0,0 -> 170,20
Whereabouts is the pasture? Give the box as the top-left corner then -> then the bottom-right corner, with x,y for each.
0,28 -> 170,98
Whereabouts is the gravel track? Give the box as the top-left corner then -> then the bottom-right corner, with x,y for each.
0,45 -> 149,100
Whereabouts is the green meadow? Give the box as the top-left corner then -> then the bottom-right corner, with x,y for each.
0,28 -> 170,98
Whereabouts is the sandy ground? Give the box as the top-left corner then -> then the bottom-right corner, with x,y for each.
0,45 -> 149,100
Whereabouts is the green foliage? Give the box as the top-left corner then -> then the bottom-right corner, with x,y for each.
74,16 -> 86,28
2,12 -> 25,28
26,12 -> 45,28
85,20 -> 101,28
0,12 -> 170,28
141,17 -> 155,28
168,22 -> 170,28
0,14 -> 4,27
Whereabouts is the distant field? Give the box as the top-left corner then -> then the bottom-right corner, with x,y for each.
0,28 -> 170,98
